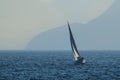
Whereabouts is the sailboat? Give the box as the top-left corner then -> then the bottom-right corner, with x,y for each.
67,22 -> 86,64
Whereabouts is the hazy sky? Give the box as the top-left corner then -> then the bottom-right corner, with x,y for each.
0,0 -> 114,50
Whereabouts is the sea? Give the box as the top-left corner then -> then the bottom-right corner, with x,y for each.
0,51 -> 120,80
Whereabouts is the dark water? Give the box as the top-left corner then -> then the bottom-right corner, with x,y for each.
0,51 -> 120,80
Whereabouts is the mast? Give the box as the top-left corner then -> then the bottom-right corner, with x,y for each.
67,22 -> 80,61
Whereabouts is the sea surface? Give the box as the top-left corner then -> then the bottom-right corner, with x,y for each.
0,51 -> 120,80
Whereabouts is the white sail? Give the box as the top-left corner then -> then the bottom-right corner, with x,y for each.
68,22 -> 80,61
72,44 -> 80,60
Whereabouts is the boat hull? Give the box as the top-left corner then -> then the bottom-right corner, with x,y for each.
74,58 -> 86,65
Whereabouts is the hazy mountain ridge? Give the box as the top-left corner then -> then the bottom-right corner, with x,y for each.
26,1 -> 120,50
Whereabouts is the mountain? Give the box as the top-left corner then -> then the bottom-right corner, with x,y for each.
26,1 -> 120,50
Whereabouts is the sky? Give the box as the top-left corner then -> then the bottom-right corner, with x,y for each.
0,0 -> 114,50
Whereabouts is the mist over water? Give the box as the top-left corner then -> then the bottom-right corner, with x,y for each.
0,51 -> 120,80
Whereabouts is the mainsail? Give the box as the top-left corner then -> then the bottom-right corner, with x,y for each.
67,22 -> 80,61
